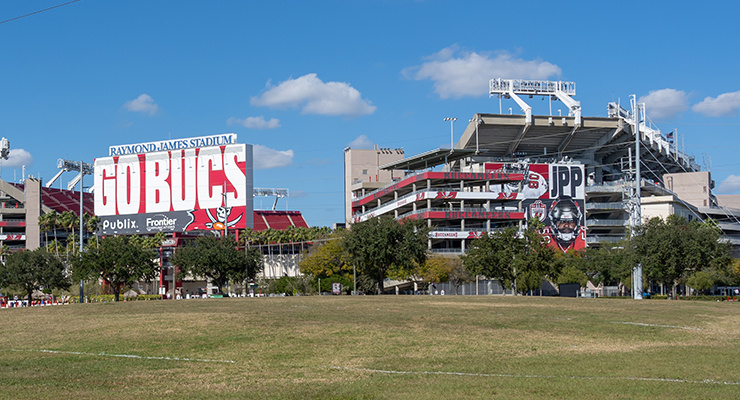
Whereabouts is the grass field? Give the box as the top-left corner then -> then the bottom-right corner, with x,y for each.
1,296 -> 739,399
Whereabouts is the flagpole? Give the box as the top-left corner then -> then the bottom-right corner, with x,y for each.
674,129 -> 678,161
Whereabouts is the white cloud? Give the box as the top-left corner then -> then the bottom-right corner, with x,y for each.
348,134 -> 374,149
692,90 -> 740,117
123,94 -> 159,116
403,45 -> 561,99
250,73 -> 376,117
717,175 -> 740,194
253,144 -> 294,169
227,116 -> 281,129
0,148 -> 33,168
638,89 -> 689,120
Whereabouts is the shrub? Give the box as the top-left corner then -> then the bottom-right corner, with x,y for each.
69,294 -> 163,303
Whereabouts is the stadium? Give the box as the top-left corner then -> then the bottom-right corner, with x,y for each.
1,79 -> 739,299
345,79 -> 740,292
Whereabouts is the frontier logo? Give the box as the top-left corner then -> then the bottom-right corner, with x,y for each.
146,214 -> 177,232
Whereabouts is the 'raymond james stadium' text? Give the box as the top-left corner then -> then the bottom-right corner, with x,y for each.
108,134 -> 237,156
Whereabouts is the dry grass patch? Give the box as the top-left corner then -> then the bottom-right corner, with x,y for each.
2,296 -> 740,399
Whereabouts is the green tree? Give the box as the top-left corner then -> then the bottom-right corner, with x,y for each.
298,234 -> 359,293
420,254 -> 471,294
463,224 -> 554,294
38,211 -> 56,247
267,275 -> 314,295
73,235 -> 158,302
685,270 -> 714,293
553,250 -> 589,287
556,265 -> 589,287
171,235 -> 262,295
0,248 -> 70,303
39,210 -> 60,255
58,211 -> 79,259
582,244 -> 631,288
419,254 -> 452,284
446,256 -> 472,295
343,215 -> 429,294
631,216 -> 732,296
83,213 -> 101,247
299,235 -> 350,279
0,244 -> 10,266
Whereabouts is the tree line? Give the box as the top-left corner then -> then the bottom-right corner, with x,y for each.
1,207 -> 265,302
299,215 -> 738,296
1,216 -> 332,303
3,212 -> 735,302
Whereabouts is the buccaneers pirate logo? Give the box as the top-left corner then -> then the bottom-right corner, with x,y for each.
202,206 -> 243,229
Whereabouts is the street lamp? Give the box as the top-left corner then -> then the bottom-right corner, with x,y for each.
469,117 -> 483,154
56,159 -> 92,303
444,117 -> 457,149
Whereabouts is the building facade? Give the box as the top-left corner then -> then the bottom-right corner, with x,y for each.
345,79 -> 740,254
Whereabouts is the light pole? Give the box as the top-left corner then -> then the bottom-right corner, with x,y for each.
222,180 -> 228,239
631,95 -> 643,300
55,159 -> 92,303
469,117 -> 483,154
444,117 -> 457,149
79,161 -> 84,304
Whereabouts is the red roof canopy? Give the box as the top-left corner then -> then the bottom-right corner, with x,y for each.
253,210 -> 308,231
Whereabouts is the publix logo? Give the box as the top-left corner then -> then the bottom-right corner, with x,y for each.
146,214 -> 177,232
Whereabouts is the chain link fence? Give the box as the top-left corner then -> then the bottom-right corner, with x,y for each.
427,279 -> 561,296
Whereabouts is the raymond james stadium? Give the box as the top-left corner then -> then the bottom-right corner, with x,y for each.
2,78 -> 740,302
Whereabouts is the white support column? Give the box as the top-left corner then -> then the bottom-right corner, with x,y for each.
631,94 -> 643,300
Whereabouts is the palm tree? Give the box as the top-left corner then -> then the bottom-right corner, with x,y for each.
38,211 -> 61,250
38,212 -> 51,247
43,211 -> 61,255
83,213 -> 100,247
58,211 -> 78,259
0,244 -> 10,265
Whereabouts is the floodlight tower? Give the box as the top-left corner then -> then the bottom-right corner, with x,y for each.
254,188 -> 289,210
489,79 -> 582,155
54,159 -> 93,303
0,138 -> 9,179
0,138 -> 9,160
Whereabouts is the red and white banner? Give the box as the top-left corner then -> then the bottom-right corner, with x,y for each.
95,143 -> 251,233
485,162 -> 586,252
429,231 -> 487,239
0,234 -> 24,240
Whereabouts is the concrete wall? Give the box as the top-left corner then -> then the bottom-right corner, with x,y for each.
24,178 -> 42,250
344,146 -> 404,224
716,194 -> 740,210
641,195 -> 698,222
664,171 -> 713,208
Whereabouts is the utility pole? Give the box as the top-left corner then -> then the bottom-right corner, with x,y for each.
79,160 -> 84,303
223,180 -> 228,239
631,95 -> 643,300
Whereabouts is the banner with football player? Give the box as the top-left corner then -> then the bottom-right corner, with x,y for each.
485,162 -> 586,252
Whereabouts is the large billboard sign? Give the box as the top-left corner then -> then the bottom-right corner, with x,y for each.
485,162 -> 586,252
95,135 -> 253,235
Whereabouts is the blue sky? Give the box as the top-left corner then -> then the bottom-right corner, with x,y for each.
1,0 -> 740,227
